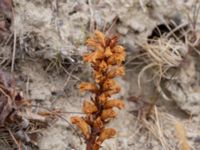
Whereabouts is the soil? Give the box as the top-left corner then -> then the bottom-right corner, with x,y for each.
0,0 -> 200,150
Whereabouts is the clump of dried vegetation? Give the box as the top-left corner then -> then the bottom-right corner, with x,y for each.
126,3 -> 200,150
0,70 -> 58,149
0,1 -> 52,149
71,30 -> 125,150
130,5 -> 200,100
0,0 -> 13,69
137,37 -> 185,100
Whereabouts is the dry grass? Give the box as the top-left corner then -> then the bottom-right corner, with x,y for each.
186,1 -> 200,56
142,106 -> 169,150
140,106 -> 187,150
136,37 -> 184,99
127,0 -> 200,101
175,121 -> 190,150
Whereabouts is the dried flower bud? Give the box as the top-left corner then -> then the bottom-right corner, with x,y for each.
92,144 -> 100,150
98,60 -> 108,72
83,49 -> 104,63
101,109 -> 117,121
72,30 -> 125,150
112,45 -> 125,53
94,30 -> 106,47
79,82 -> 98,93
104,99 -> 125,109
94,71 -> 105,83
105,47 -> 113,57
102,79 -> 116,91
98,93 -> 108,104
107,66 -> 125,78
107,53 -> 125,65
93,117 -> 104,129
83,101 -> 98,114
86,38 -> 98,48
104,83 -> 121,97
71,117 -> 90,139
86,38 -> 104,50
96,128 -> 116,145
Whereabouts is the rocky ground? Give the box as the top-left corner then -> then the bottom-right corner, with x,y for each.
0,0 -> 200,150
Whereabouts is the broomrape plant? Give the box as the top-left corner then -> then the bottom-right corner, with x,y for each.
71,30 -> 126,150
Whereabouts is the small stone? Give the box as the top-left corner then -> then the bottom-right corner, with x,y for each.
117,25 -> 129,35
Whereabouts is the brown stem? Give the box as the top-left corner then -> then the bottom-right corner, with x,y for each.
86,84 -> 104,150
86,131 -> 98,150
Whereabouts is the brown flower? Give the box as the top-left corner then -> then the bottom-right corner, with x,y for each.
71,30 -> 125,150
104,99 -> 125,109
102,79 -> 116,91
104,47 -> 113,57
98,60 -> 108,72
112,45 -> 125,53
83,101 -> 98,114
107,53 -> 125,65
79,82 -> 98,93
98,93 -> 108,104
71,117 -> 90,139
93,71 -> 105,83
107,66 -> 125,78
101,109 -> 117,121
96,128 -> 116,145
94,30 -> 106,47
93,117 -> 104,129
83,49 -> 104,63
104,83 -> 121,97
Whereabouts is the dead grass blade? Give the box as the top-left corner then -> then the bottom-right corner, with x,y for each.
142,106 -> 170,150
137,37 -> 183,94
175,121 -> 190,150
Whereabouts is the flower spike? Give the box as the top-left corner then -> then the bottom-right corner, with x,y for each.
71,30 -> 125,150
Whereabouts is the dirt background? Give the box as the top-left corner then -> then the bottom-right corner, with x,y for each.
0,0 -> 200,150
